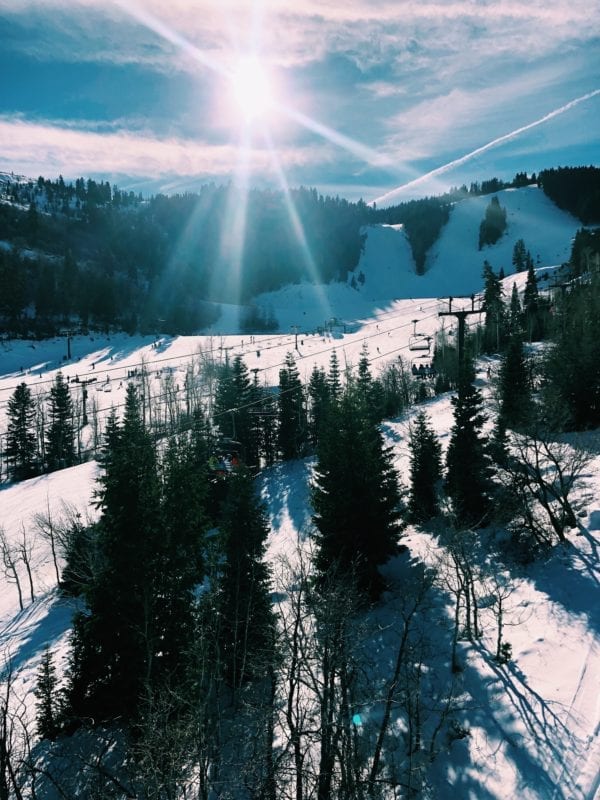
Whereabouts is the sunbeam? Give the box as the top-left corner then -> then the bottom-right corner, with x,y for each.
112,0 -> 226,77
215,135 -> 252,306
263,129 -> 333,324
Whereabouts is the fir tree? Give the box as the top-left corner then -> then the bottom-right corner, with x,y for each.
215,469 -> 275,689
312,389 -> 402,598
512,238 -> 527,272
478,196 -> 507,249
6,382 -> 38,481
482,261 -> 506,353
497,334 -> 533,431
408,411 -> 442,521
277,352 -> 307,460
45,372 -> 75,471
34,647 -> 61,740
523,262 -> 543,340
327,350 -> 342,402
356,342 -> 384,422
307,364 -> 330,450
214,354 -> 252,453
445,379 -> 493,526
67,385 -> 165,723
508,282 -> 523,335
157,426 -> 209,680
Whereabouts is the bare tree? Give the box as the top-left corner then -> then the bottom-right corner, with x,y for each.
32,497 -> 61,587
16,525 -> 36,605
0,529 -> 23,611
501,430 -> 591,544
0,657 -> 32,800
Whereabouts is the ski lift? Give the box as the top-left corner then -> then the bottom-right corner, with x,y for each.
408,320 -> 431,352
411,357 -> 436,379
409,334 -> 431,353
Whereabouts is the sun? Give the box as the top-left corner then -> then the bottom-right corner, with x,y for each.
229,56 -> 275,123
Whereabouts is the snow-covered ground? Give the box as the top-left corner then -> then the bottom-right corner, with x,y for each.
0,184 -> 597,798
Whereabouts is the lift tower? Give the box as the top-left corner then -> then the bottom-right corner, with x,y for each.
438,294 -> 485,384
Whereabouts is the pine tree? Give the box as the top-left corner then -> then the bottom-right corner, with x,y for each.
34,647 -> 61,740
445,379 -> 493,526
497,334 -> 533,431
312,389 -> 402,598
67,385 -> 164,723
523,262 -> 542,340
512,238 -> 527,272
307,364 -> 330,450
508,282 -> 523,335
482,261 -> 506,353
327,350 -> 342,402
157,427 -> 209,680
6,382 -> 38,481
277,352 -> 307,460
214,355 -> 253,456
356,342 -> 383,422
45,372 -> 75,471
478,196 -> 507,249
215,469 -> 275,689
408,411 -> 442,521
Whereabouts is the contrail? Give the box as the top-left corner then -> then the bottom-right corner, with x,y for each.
371,88 -> 600,206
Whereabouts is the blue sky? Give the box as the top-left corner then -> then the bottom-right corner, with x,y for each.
1,0 -> 598,203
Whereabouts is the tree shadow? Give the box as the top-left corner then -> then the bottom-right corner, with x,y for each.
0,592 -> 76,672
461,645 -> 581,800
259,458 -> 314,541
505,528 -> 600,637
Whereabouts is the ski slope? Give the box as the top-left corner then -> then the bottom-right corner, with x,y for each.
0,184 -> 598,798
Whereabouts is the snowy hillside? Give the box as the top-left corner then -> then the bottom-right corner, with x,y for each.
0,182 -> 598,799
248,186 -> 581,330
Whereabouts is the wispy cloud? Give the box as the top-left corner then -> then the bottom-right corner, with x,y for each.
1,0 -> 594,70
0,116 -> 328,180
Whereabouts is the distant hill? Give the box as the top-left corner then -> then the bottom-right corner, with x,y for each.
0,168 -> 597,337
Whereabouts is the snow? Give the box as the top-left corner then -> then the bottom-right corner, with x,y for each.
0,185 -> 598,798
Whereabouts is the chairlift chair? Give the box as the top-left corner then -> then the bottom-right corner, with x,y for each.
408,334 -> 432,353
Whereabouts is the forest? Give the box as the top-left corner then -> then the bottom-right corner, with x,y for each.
1,209 -> 599,795
3,166 -> 596,338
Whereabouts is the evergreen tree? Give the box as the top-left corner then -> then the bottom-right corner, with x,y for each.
312,389 -> 402,598
67,385 -> 164,723
523,262 -> 543,340
277,352 -> 307,460
508,282 -> 523,335
445,379 -> 493,526
327,350 -> 343,402
34,647 -> 61,740
307,364 -> 330,450
6,382 -> 38,481
45,372 -> 75,471
214,355 -> 253,457
408,411 -> 442,521
356,342 -> 384,422
478,196 -> 507,249
215,469 -> 275,689
512,238 -> 527,272
482,261 -> 506,353
497,334 -> 533,431
157,426 -> 209,679
542,273 -> 600,429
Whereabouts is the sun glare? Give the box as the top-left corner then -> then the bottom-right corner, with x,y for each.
230,56 -> 275,123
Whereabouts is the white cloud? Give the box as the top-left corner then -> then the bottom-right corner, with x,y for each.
0,116 -> 329,181
1,0 -> 595,71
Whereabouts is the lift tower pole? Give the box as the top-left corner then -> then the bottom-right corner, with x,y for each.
438,294 -> 485,385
